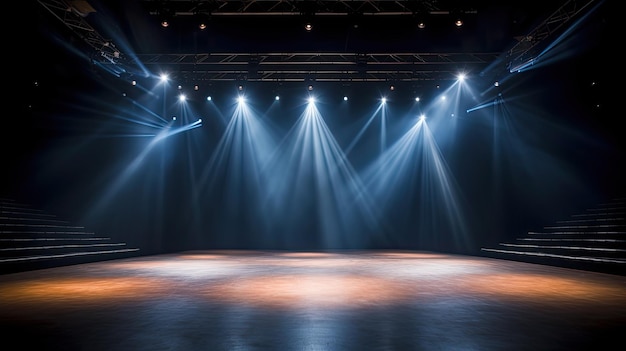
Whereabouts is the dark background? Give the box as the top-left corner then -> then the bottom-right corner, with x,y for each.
3,0 -> 621,256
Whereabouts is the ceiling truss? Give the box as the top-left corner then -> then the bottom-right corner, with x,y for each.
37,0 -> 598,83
142,0 -> 451,17
136,52 -> 500,82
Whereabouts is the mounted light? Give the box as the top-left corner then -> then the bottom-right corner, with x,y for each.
159,8 -> 174,28
196,13 -> 210,30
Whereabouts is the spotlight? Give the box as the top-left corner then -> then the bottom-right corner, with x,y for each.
159,8 -> 174,28
413,10 -> 426,29
302,7 -> 315,32
454,18 -> 463,27
197,13 -> 210,30
308,84 -> 314,91
275,95 -> 280,101
194,84 -> 199,91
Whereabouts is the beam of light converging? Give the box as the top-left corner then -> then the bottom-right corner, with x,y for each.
81,86 -> 203,233
344,103 -> 384,156
47,88 -> 171,137
193,97 -> 278,247
478,0 -> 604,97
361,117 -> 470,250
509,0 -> 603,75
260,100 -> 385,248
466,95 -> 504,114
380,98 -> 387,154
86,117 -> 200,219
483,88 -> 601,228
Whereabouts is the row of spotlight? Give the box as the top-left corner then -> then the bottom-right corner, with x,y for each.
177,94 -> 424,104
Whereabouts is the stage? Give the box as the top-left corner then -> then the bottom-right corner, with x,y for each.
1,250 -> 625,350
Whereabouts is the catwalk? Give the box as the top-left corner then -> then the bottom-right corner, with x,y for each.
1,250 -> 625,350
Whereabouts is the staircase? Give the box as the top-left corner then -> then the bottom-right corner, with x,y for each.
0,198 -> 140,274
481,196 -> 626,276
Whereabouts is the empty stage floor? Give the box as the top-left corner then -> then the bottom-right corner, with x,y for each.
1,250 -> 625,351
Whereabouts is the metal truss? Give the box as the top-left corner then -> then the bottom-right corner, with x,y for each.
140,0 -> 453,17
505,0 -> 599,73
37,0 -> 123,64
133,51 -> 500,82
36,0 -> 600,82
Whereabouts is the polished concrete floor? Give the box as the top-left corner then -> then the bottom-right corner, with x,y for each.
1,250 -> 625,351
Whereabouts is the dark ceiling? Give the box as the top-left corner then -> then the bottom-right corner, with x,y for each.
31,0 -> 603,83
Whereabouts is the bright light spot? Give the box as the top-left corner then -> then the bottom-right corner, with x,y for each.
419,114 -> 426,120
207,96 -> 212,101
159,74 -> 168,82
178,94 -> 186,102
308,97 -> 315,104
172,116 -> 176,121
415,97 -> 420,102
440,95 -> 446,101
198,118 -> 202,123
238,96 -> 245,104
275,95 -> 280,101
343,96 -> 348,101
381,97 -> 387,104
494,81 -> 500,87
457,73 -> 465,81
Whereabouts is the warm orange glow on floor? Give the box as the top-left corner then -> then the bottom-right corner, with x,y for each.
2,251 -> 624,310
2,250 -> 625,350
